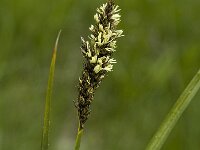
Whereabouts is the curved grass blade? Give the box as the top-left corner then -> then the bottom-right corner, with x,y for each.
41,30 -> 62,150
146,68 -> 200,150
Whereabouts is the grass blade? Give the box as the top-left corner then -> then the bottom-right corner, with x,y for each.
41,30 -> 61,150
146,68 -> 200,150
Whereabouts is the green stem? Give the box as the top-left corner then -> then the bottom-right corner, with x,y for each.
146,68 -> 200,150
74,124 -> 84,150
41,30 -> 61,150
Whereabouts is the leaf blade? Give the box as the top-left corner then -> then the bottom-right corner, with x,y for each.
41,30 -> 61,150
146,69 -> 200,150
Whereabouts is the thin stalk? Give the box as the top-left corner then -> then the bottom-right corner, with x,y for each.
146,68 -> 200,150
74,123 -> 84,150
41,30 -> 61,150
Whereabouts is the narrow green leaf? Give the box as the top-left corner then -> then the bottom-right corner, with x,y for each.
146,68 -> 200,150
41,30 -> 61,150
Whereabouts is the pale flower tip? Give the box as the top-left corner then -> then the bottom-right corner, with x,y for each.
81,47 -> 86,55
110,41 -> 117,48
105,48 -> 116,52
99,24 -> 104,32
81,37 -> 85,43
117,30 -> 123,34
103,64 -> 113,72
87,49 -> 92,58
116,30 -> 124,37
79,77 -> 82,84
111,14 -> 121,20
89,25 -> 95,31
94,14 -> 100,23
94,64 -> 102,74
97,32 -> 102,43
90,34 -> 95,40
90,55 -> 98,64
109,58 -> 117,64
100,75 -> 105,79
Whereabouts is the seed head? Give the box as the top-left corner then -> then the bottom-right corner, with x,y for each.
75,0 -> 124,129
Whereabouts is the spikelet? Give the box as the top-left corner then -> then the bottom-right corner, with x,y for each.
75,0 -> 124,129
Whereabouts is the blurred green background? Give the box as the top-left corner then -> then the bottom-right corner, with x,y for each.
0,0 -> 200,149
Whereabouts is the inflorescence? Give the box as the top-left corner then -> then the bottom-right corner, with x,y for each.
75,0 -> 123,129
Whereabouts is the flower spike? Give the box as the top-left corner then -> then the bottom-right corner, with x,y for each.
75,0 -> 123,129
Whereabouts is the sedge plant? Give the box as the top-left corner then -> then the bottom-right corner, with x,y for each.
39,1 -> 200,150
74,0 -> 123,149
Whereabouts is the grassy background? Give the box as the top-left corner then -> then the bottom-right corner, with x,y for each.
0,0 -> 200,149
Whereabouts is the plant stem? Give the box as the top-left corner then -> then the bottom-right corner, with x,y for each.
146,68 -> 200,150
41,30 -> 61,150
74,123 -> 84,150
